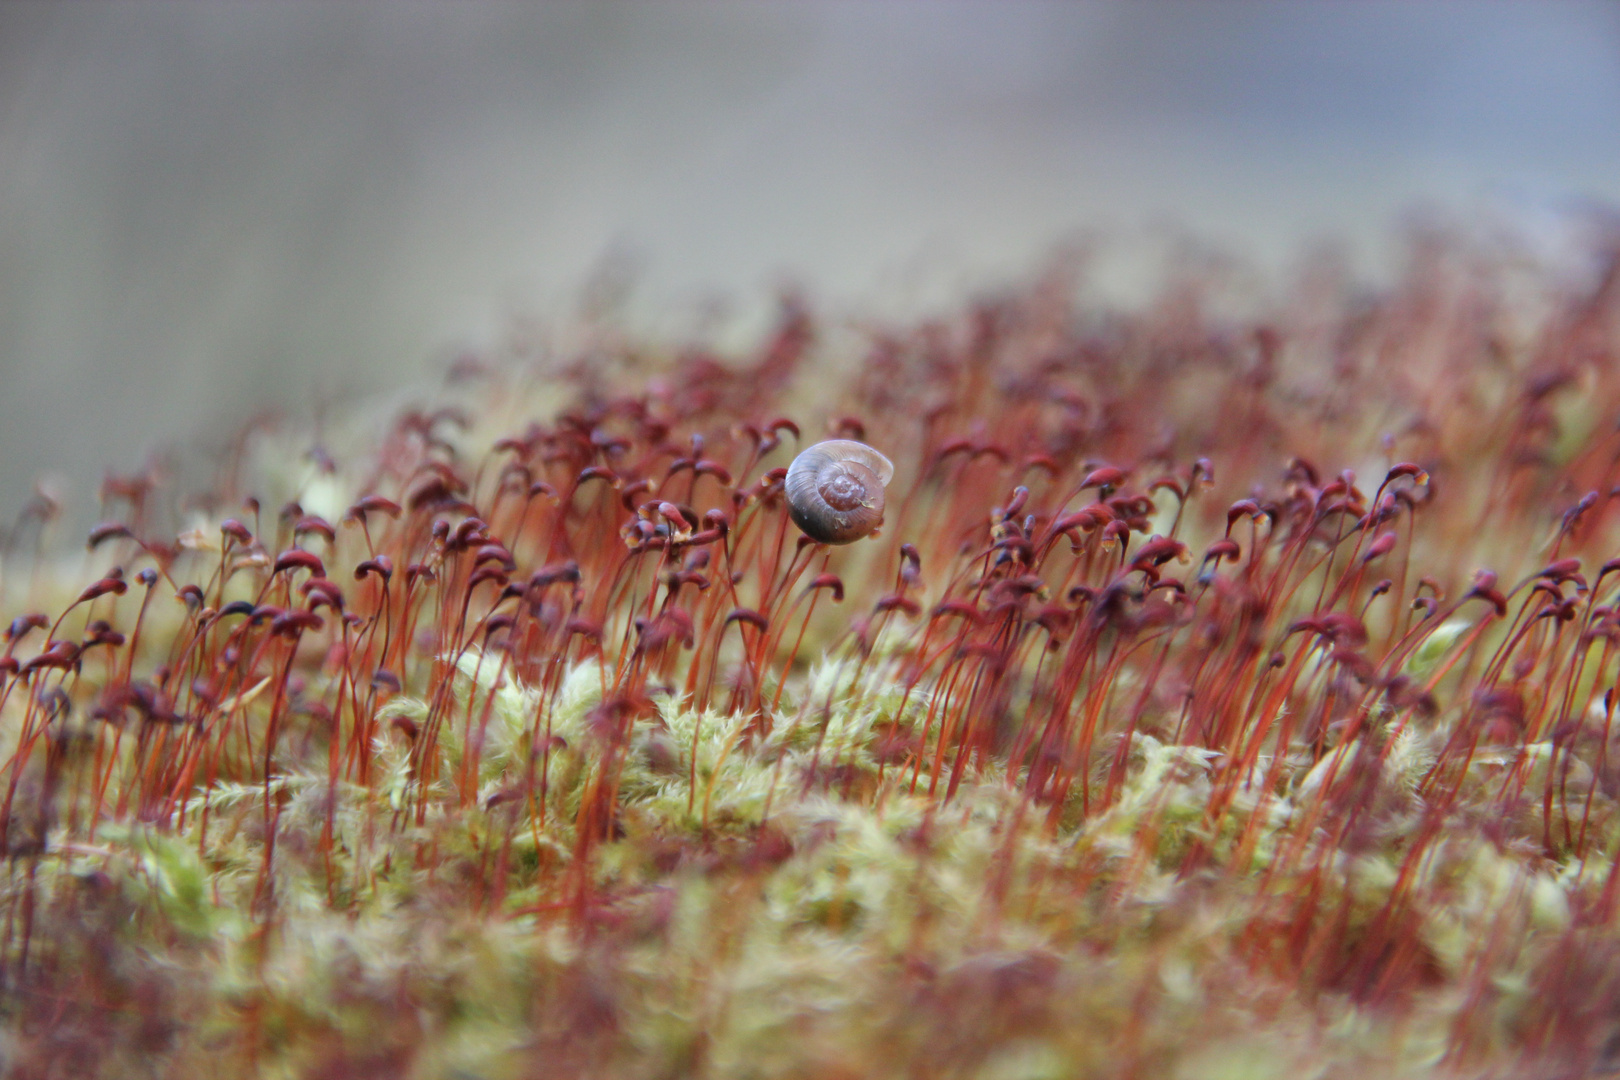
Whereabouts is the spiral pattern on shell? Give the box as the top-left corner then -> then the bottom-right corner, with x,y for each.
784,440 -> 895,544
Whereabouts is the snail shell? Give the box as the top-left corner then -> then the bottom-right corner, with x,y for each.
784,439 -> 895,544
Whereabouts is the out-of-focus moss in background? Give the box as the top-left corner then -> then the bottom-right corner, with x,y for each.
1,2 -> 1618,532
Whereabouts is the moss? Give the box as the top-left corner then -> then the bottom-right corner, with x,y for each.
5,237 -> 1620,1075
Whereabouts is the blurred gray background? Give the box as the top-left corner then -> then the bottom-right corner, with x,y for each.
3,2 -> 1620,535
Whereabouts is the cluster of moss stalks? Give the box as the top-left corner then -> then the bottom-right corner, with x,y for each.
3,236 -> 1620,1078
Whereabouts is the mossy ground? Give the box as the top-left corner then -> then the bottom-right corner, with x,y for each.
4,239 -> 1620,1077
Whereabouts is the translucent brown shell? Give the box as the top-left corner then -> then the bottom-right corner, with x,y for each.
784,440 -> 895,544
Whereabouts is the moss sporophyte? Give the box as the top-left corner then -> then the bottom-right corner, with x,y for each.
4,247 -> 1620,1076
